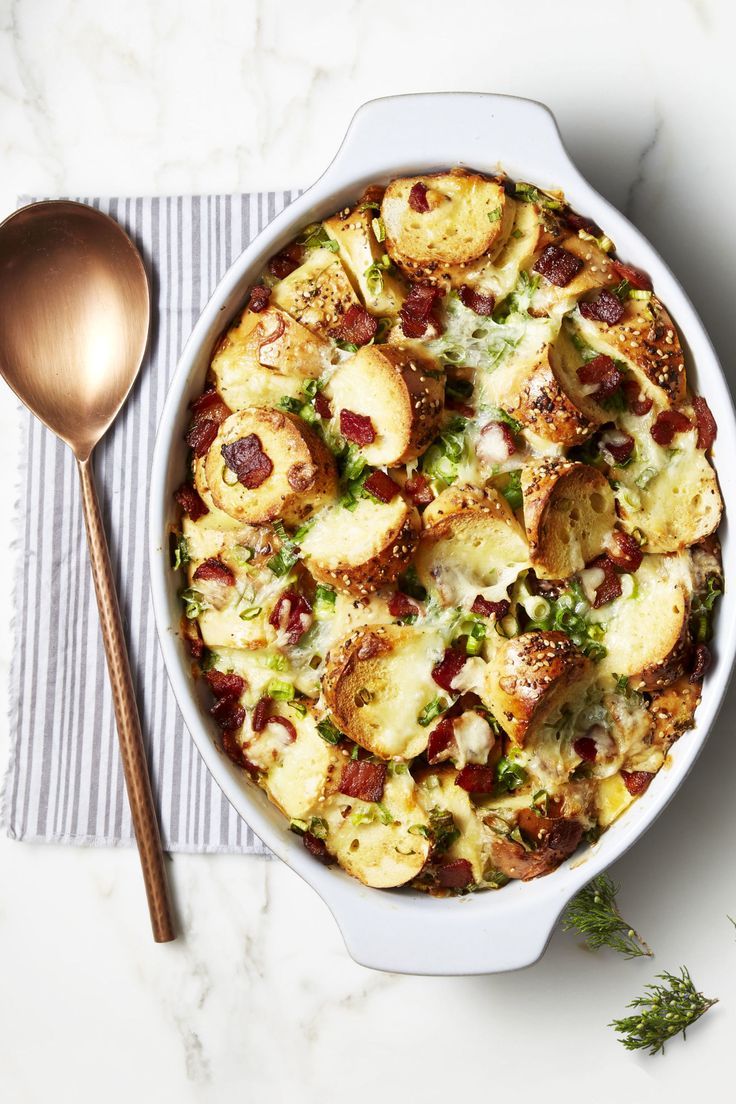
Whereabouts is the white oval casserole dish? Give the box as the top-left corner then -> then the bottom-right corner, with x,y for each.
149,93 -> 736,975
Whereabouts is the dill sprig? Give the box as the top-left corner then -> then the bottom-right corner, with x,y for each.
610,967 -> 717,1055
562,874 -> 652,958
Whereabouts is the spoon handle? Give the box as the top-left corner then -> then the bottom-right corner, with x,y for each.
77,456 -> 175,943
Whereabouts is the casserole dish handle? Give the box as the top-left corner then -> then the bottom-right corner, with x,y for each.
325,92 -> 579,190
324,880 -> 570,975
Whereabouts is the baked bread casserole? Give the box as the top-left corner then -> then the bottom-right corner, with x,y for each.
172,168 -> 723,894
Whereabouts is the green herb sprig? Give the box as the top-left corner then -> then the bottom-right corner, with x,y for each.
562,874 -> 651,958
610,967 -> 717,1055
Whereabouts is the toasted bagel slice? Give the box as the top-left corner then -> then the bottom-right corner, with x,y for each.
327,344 -> 444,465
482,630 -> 593,746
595,552 -> 692,691
613,431 -> 722,553
416,484 -> 529,607
572,294 -> 686,404
323,205 -> 406,315
510,343 -> 596,447
210,306 -> 332,411
521,459 -> 616,579
322,623 -> 446,759
318,767 -> 430,888
204,408 -> 337,525
530,234 -> 617,317
300,494 -> 420,596
460,198 -> 559,302
270,247 -> 361,338
381,169 -> 511,282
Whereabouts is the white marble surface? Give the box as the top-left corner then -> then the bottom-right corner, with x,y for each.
1,1 -> 735,1099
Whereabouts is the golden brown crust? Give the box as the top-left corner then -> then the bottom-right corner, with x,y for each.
300,495 -> 421,596
521,458 -> 616,579
327,344 -> 445,466
574,294 -> 686,403
382,169 -> 512,284
649,678 -> 702,752
482,630 -> 593,746
511,344 -> 596,446
203,407 -> 337,525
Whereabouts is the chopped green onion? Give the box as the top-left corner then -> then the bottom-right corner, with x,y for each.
496,756 -> 527,793
239,605 -> 262,621
502,469 -> 523,510
289,818 -> 308,835
628,288 -> 652,301
487,207 -> 502,223
287,700 -> 307,718
374,802 -> 395,826
172,534 -> 190,570
371,216 -> 387,242
179,588 -> 209,619
417,695 -> 449,727
314,584 -> 337,619
278,395 -> 303,415
267,678 -> 294,701
316,717 -> 343,745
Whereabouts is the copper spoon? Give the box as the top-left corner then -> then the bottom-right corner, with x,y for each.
0,200 -> 175,943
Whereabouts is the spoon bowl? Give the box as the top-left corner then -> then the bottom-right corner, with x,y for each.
0,201 -> 149,460
0,200 -> 174,942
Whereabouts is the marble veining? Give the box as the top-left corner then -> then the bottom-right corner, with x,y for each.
1,1 -> 735,1101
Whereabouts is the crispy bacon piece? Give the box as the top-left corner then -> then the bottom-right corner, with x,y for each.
621,770 -> 654,796
533,244 -> 584,287
650,409 -> 692,446
210,695 -> 245,731
340,409 -> 376,445
435,858 -> 474,889
363,470 -> 398,503
268,242 -> 302,280
566,210 -> 602,236
388,591 -> 420,620
471,595 -> 509,619
458,285 -> 495,316
190,389 -> 230,424
185,626 -> 205,659
611,260 -> 652,291
186,418 -> 219,458
455,764 -> 494,793
599,430 -> 634,465
252,696 -> 271,733
193,557 -> 235,586
408,181 -> 430,212
221,434 -> 274,488
221,730 -> 256,771
426,716 -> 456,764
399,282 -> 445,339
205,670 -> 246,698
607,530 -> 643,573
577,354 -> 622,400
573,735 -> 597,762
303,832 -> 334,864
579,288 -> 625,325
589,554 -> 623,608
268,590 -> 312,645
175,482 -> 208,520
247,284 -> 271,312
432,648 -> 467,693
314,391 -> 332,419
622,378 -> 653,416
338,759 -> 387,803
693,396 -> 717,450
690,643 -> 712,683
404,473 -> 434,506
338,304 -> 378,346
267,715 -> 297,742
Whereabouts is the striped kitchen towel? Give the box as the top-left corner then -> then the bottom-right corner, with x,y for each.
1,192 -> 299,853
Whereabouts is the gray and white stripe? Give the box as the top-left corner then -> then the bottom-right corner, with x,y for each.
1,192 -> 297,853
